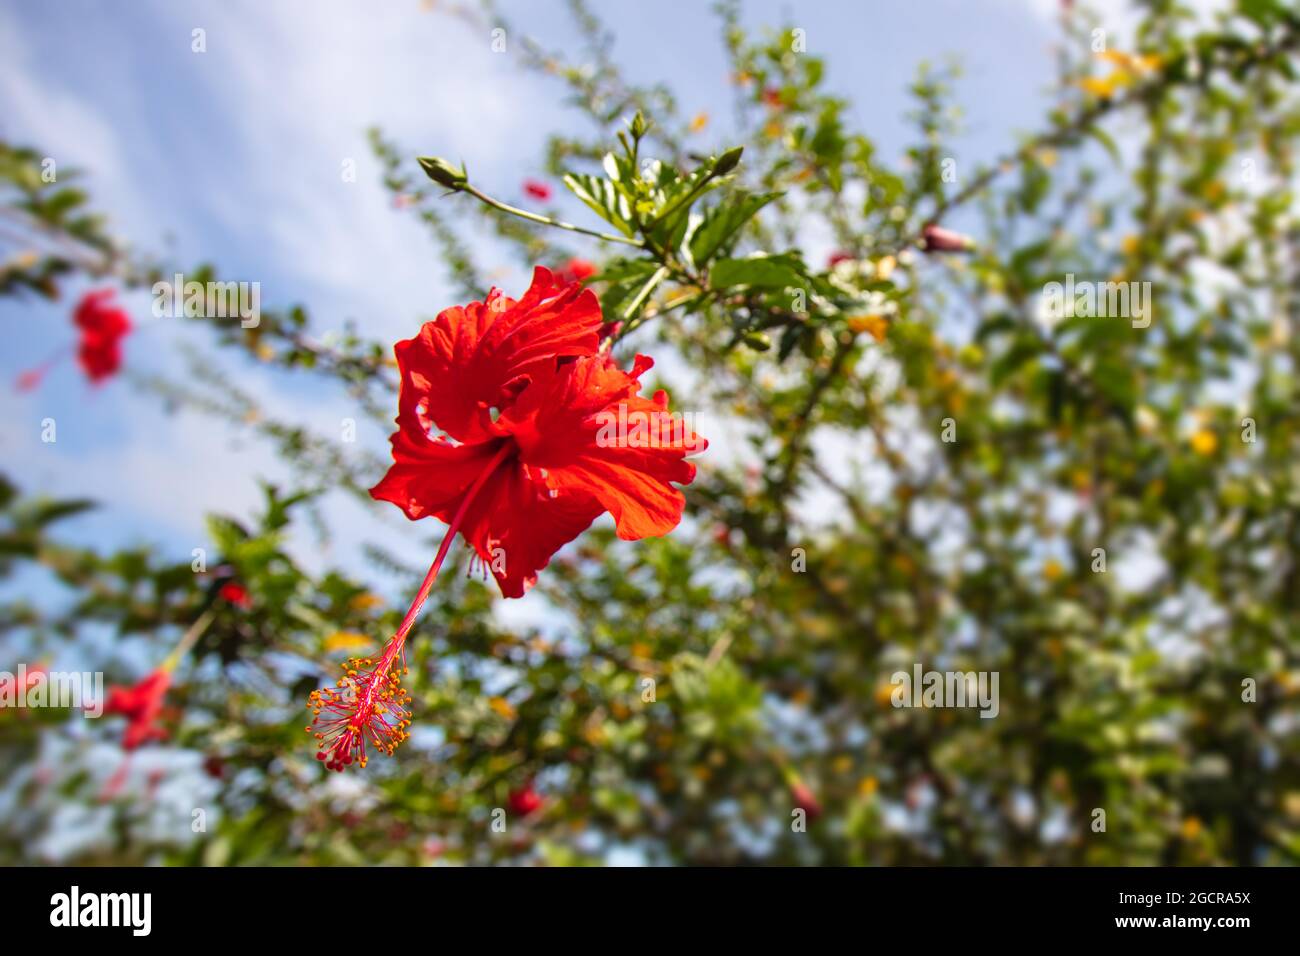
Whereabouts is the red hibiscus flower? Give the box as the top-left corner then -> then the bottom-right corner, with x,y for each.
508,782 -> 544,817
522,179 -> 552,201
557,257 -> 596,284
102,669 -> 172,750
219,581 -> 252,609
307,266 -> 705,772
74,289 -> 132,384
15,288 -> 132,391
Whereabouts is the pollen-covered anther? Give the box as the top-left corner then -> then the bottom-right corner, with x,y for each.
305,660 -> 414,773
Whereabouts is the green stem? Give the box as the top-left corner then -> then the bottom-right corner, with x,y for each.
460,184 -> 645,248
622,265 -> 669,321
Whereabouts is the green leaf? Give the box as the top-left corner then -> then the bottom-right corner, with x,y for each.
598,258 -> 661,316
562,173 -> 636,237
990,334 -> 1042,386
1086,125 -> 1122,165
710,252 -> 809,291
29,499 -> 96,527
688,191 -> 781,266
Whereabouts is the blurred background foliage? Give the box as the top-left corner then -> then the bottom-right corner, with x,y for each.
3,0 -> 1300,864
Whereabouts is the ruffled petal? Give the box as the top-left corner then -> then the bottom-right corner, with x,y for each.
369,435 -> 508,522
458,464 -> 604,598
391,267 -> 602,444
501,354 -> 705,541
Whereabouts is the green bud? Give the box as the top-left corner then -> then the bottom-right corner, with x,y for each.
742,331 -> 772,351
417,156 -> 467,190
713,146 -> 744,177
629,111 -> 649,140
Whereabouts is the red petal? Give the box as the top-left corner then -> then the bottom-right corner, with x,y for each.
370,435 -> 508,522
458,463 -> 603,598
501,354 -> 705,541
391,267 -> 602,444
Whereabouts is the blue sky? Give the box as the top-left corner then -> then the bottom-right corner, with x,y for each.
0,0 -> 1186,626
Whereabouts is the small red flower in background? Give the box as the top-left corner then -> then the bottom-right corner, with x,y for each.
0,664 -> 46,718
15,288 -> 132,391
827,250 -> 854,268
557,257 -> 596,284
791,780 -> 822,821
219,581 -> 252,609
921,223 -> 975,254
74,289 -> 132,384
103,669 -> 172,750
307,266 -> 706,772
522,179 -> 552,201
508,782 -> 544,817
761,87 -> 784,108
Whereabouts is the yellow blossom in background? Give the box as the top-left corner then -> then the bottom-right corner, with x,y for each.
324,631 -> 373,654
1180,816 -> 1203,840
847,314 -> 889,342
689,111 -> 709,133
1077,75 -> 1125,98
1080,50 -> 1162,98
1190,429 -> 1218,456
859,776 -> 879,797
348,592 -> 384,612
1096,50 -> 1163,74
1043,559 -> 1064,582
488,696 -> 517,720
875,255 -> 897,280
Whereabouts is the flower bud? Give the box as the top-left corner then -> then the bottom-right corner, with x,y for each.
713,146 -> 744,177
791,781 -> 823,820
417,156 -> 468,190
921,223 -> 975,254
